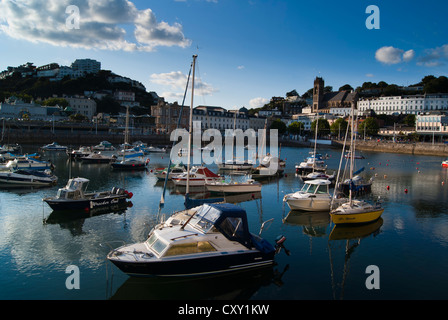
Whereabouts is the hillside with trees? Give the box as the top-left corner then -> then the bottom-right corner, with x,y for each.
0,70 -> 158,115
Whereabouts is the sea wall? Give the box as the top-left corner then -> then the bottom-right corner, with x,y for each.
333,140 -> 448,157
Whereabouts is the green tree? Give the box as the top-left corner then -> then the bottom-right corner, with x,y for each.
330,118 -> 348,137
286,89 -> 299,97
358,117 -> 379,136
403,114 -> 416,127
339,84 -> 353,91
288,121 -> 304,135
311,118 -> 330,136
42,97 -> 69,107
270,119 -> 287,135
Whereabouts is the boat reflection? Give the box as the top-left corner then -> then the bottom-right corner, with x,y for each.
282,210 -> 331,237
44,202 -> 132,235
329,218 -> 383,240
109,264 -> 289,300
327,218 -> 383,299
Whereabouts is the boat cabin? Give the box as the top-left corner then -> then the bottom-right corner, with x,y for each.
56,177 -> 89,200
144,203 -> 273,259
300,179 -> 331,195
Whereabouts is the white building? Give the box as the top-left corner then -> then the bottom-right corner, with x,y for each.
0,97 -> 61,120
71,59 -> 101,74
416,112 -> 448,135
64,96 -> 97,119
192,106 -> 249,131
358,94 -> 448,115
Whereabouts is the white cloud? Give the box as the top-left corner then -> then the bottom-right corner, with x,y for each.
375,46 -> 415,65
249,97 -> 268,109
417,44 -> 448,67
403,49 -> 415,62
0,0 -> 190,52
365,73 -> 374,78
237,65 -> 245,70
150,71 -> 218,101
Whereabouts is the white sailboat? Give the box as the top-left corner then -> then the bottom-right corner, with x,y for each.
330,105 -> 384,225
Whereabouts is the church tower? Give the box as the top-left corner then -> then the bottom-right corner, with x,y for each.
313,77 -> 324,113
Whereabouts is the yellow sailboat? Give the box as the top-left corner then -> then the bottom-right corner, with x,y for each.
330,104 -> 384,225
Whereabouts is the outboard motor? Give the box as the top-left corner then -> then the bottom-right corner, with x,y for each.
275,235 -> 290,256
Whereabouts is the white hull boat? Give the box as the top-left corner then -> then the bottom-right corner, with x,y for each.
205,179 -> 262,193
283,179 -> 332,212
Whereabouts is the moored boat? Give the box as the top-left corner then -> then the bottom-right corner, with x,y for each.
5,157 -> 54,171
330,199 -> 384,225
205,178 -> 262,194
43,177 -> 133,211
41,142 -> 67,151
283,179 -> 332,212
107,203 -> 288,277
171,166 -> 220,186
442,160 -> 448,168
80,152 -> 116,164
0,169 -> 57,187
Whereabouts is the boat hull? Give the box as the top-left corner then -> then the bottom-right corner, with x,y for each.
44,195 -> 128,211
285,197 -> 331,212
108,249 -> 275,277
205,184 -> 261,193
330,208 -> 384,225
111,163 -> 147,170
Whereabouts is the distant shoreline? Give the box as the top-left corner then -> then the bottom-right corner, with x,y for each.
3,128 -> 448,158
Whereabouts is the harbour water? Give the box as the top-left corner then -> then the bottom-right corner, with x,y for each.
1,144 -> 448,300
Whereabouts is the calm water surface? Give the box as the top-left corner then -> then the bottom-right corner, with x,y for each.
1,145 -> 448,300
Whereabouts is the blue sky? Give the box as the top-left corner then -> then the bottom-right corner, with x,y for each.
0,0 -> 447,110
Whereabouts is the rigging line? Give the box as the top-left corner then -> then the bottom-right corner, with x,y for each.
156,62 -> 193,222
194,60 -> 208,107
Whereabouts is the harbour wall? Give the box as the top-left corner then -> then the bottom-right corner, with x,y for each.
331,140 -> 448,157
4,125 -> 448,157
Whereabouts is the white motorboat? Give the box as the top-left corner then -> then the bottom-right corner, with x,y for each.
301,171 -> 335,182
107,203 -> 288,277
146,146 -> 166,153
41,142 -> 67,151
111,152 -> 149,170
0,169 -> 57,187
205,178 -> 262,194
171,166 -> 221,186
92,141 -> 115,151
155,164 -> 186,181
5,157 -> 54,171
67,146 -> 92,159
283,179 -> 332,212
295,153 -> 327,173
80,152 -> 116,164
217,159 -> 254,170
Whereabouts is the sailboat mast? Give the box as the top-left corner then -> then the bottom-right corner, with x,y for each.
349,104 -> 355,205
186,55 -> 197,196
313,116 -> 319,173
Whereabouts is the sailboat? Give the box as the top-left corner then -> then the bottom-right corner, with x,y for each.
329,105 -> 384,225
111,107 -> 149,170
